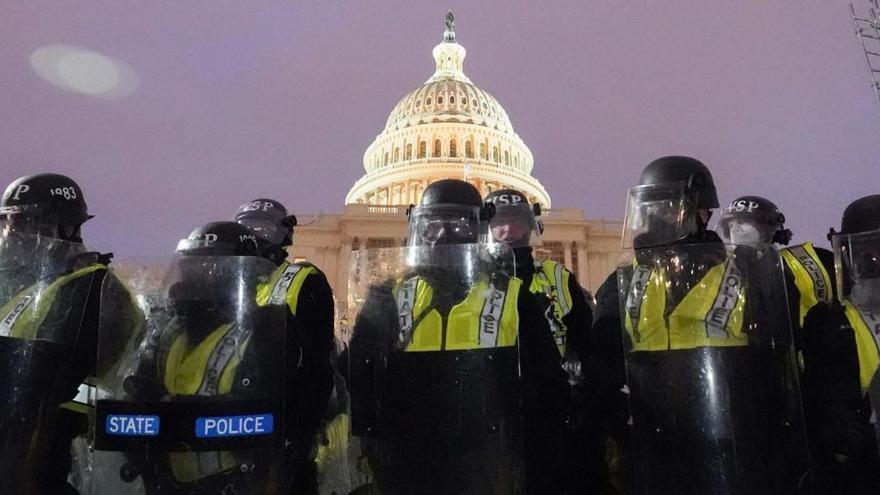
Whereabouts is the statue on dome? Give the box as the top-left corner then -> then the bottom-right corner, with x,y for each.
444,11 -> 456,41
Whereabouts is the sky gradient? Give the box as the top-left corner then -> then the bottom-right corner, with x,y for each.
3,1 -> 878,256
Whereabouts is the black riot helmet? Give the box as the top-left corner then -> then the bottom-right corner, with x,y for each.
716,195 -> 792,247
638,156 -> 719,209
623,156 -> 719,249
406,179 -> 492,247
484,188 -> 543,250
234,198 -> 297,266
838,194 -> 880,236
830,195 -> 880,300
176,221 -> 261,257
0,173 -> 92,242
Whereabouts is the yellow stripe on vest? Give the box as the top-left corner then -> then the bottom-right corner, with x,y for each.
844,301 -> 880,394
163,322 -> 251,482
0,264 -> 105,340
395,275 -> 521,352
530,259 -> 573,354
625,259 -> 747,351
781,243 -> 833,326
256,261 -> 316,315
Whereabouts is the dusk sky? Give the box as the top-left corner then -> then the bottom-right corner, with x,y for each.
3,1 -> 878,257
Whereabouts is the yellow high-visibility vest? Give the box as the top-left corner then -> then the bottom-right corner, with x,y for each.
256,261 -> 317,315
843,301 -> 880,394
162,321 -> 252,482
624,258 -> 747,352
395,274 -> 521,351
0,264 -> 105,340
530,259 -> 573,355
781,243 -> 833,326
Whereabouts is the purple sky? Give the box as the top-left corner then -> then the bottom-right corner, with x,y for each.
3,1 -> 878,257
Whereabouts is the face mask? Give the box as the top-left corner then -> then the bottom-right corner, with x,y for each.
727,222 -> 767,248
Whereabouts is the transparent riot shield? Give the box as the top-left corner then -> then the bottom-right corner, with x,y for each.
91,255 -> 287,495
618,242 -> 809,494
343,244 -> 526,494
0,232 -> 106,494
833,228 -> 880,459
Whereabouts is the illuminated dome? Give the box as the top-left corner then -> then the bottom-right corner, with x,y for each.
346,12 -> 551,207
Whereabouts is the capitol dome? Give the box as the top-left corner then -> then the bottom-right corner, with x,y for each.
346,13 -> 551,207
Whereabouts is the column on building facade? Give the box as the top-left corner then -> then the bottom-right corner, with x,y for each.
563,241 -> 573,272
336,237 -> 353,315
576,241 -> 589,287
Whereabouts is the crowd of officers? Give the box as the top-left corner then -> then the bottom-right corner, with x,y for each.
0,155 -> 879,494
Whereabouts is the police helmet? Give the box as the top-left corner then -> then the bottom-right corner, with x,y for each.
638,156 -> 719,209
406,180 -> 491,246
838,194 -> 880,236
234,198 -> 297,247
717,195 -> 792,246
484,188 -> 543,250
176,221 -> 261,257
0,173 -> 92,240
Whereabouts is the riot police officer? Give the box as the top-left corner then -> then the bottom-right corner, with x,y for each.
802,195 -> 880,494
0,173 -> 136,495
347,179 -> 567,494
93,221 -> 287,494
590,157 -> 808,494
483,188 -> 596,493
234,198 -> 334,494
716,195 -> 836,327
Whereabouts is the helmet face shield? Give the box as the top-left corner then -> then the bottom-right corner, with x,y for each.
406,204 -> 483,247
487,202 -> 542,250
834,229 -> 880,304
622,183 -> 694,249
716,216 -> 776,248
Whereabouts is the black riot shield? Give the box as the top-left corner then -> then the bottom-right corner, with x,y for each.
344,244 -> 526,495
90,255 -> 287,495
0,232 -> 106,494
618,242 -> 809,494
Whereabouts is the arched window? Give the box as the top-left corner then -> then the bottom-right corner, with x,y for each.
426,97 -> 432,105
504,150 -> 509,165
405,143 -> 413,160
450,95 -> 456,104
465,140 -> 474,158
418,141 -> 427,158
383,152 -> 389,166
492,146 -> 499,163
393,147 -> 400,163
479,143 -> 487,160
449,139 -> 457,158
438,96 -> 444,104
434,139 -> 442,157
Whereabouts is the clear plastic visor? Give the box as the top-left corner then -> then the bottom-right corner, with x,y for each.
406,204 -> 483,247
622,183 -> 692,249
833,229 -> 880,302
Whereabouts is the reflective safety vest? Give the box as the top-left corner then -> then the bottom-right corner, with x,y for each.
394,274 -> 521,351
0,264 -> 105,340
530,259 -> 573,355
781,243 -> 833,326
624,258 -> 748,351
161,321 -> 253,482
256,261 -> 317,315
843,301 -> 880,394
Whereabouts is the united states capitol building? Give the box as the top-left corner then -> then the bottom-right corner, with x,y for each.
291,14 -> 624,309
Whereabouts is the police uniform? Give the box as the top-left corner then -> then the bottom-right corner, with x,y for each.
256,260 -> 335,494
0,250 -> 135,494
802,301 -> 880,494
348,268 -> 567,494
